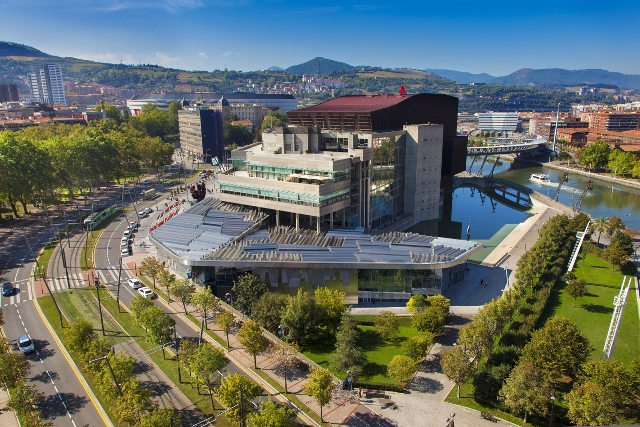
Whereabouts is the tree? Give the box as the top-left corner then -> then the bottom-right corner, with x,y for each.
251,292 -> 288,333
158,268 -> 176,301
499,362 -> 551,423
0,340 -> 31,390
331,316 -> 366,373
268,340 -> 300,393
215,372 -> 262,425
139,408 -> 182,427
139,306 -> 176,344
578,140 -> 610,170
191,286 -> 219,330
130,295 -> 154,324
169,278 -> 195,314
566,277 -> 587,307
402,333 -> 434,361
189,343 -> 227,408
520,315 -> 592,383
139,256 -> 162,288
606,216 -> 625,237
237,320 -> 270,369
314,287 -> 349,335
604,231 -> 634,270
5,381 -> 45,419
608,149 -> 636,177
566,381 -> 618,426
95,351 -> 135,400
387,355 -> 417,384
260,109 -> 287,132
248,400 -> 297,427
457,320 -> 492,368
112,378 -> 155,425
280,289 -> 317,345
580,359 -> 636,406
411,306 -> 446,334
406,294 -> 428,314
232,273 -> 268,316
440,346 -> 473,398
373,311 -> 399,341
303,366 -> 334,422
223,122 -> 254,147
63,319 -> 97,353
216,310 -> 235,348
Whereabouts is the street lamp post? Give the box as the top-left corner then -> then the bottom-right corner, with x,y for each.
549,395 -> 556,427
226,292 -> 234,316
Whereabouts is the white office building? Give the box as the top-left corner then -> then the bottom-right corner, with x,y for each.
28,64 -> 67,106
477,111 -> 519,132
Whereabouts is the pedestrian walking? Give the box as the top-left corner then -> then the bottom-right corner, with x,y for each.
480,278 -> 483,287
484,281 -> 488,288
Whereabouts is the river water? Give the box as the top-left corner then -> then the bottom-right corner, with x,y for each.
409,158 -> 640,261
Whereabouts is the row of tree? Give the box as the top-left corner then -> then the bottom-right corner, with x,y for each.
0,107 -> 175,217
63,318 -> 174,426
576,140 -> 640,177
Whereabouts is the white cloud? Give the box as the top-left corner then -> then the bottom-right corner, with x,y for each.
77,52 -> 136,64
154,51 -> 184,67
93,0 -> 205,13
197,52 -> 207,58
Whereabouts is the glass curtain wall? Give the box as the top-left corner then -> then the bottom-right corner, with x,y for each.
370,135 -> 405,229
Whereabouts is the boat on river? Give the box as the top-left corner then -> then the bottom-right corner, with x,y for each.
530,173 -> 552,184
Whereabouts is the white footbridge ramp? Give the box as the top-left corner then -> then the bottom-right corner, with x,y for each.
601,276 -> 632,360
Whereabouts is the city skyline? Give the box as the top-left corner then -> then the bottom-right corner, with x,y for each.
0,0 -> 639,76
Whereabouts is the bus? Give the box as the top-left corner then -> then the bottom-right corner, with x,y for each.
83,204 -> 120,230
142,189 -> 156,200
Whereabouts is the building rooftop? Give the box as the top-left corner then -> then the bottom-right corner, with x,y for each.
150,197 -> 482,267
294,94 -> 413,113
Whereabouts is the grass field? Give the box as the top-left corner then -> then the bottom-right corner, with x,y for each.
39,289 -> 233,427
302,316 -> 419,388
540,253 -> 639,366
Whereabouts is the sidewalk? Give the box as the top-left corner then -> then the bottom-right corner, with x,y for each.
0,378 -> 19,427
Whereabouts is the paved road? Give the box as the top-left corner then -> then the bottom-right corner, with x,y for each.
1,211 -> 107,427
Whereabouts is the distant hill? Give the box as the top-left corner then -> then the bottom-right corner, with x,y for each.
488,68 -> 640,90
285,57 -> 354,75
424,69 -> 494,84
0,41 -> 50,58
267,66 -> 284,71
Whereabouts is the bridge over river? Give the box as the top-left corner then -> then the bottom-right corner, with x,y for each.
454,174 -> 573,215
466,137 -> 549,156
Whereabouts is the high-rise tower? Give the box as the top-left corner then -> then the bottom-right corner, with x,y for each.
28,64 -> 66,105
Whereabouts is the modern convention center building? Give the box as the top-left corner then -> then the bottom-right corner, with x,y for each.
149,93 -> 481,303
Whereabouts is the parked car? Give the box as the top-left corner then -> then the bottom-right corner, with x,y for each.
138,287 -> 155,298
17,335 -> 35,354
129,221 -> 138,228
143,207 -> 153,215
2,282 -> 12,297
121,248 -> 131,257
127,278 -> 143,289
123,230 -> 131,237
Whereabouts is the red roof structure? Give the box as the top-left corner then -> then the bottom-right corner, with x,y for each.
287,93 -> 459,135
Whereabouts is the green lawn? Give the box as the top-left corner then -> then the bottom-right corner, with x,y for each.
540,253 -> 639,366
302,316 -> 419,389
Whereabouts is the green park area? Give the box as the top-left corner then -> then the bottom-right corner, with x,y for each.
303,315 -> 420,389
542,252 -> 638,366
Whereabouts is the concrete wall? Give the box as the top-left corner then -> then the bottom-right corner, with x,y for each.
404,124 -> 443,224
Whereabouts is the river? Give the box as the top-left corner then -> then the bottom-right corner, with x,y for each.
409,158 -> 640,261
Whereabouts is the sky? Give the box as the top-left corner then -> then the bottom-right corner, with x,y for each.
1,0 -> 639,76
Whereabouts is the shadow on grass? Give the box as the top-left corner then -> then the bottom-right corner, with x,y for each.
581,303 -> 613,314
356,328 -> 383,352
362,361 -> 387,378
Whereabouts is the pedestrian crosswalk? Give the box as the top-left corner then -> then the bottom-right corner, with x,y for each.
96,265 -> 136,287
1,279 -> 33,306
49,272 -> 89,292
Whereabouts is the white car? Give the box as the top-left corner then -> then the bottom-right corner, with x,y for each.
121,248 -> 131,257
143,207 -> 153,214
123,230 -> 131,237
127,278 -> 143,289
129,221 -> 138,228
120,241 -> 129,250
138,287 -> 155,298
121,236 -> 129,243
